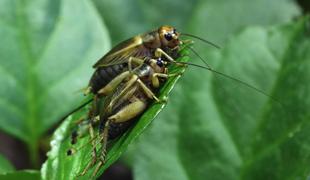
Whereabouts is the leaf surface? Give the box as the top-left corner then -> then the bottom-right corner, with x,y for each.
0,0 -> 110,162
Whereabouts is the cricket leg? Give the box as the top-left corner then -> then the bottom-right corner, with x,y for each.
83,93 -> 103,168
128,57 -> 145,72
78,96 -> 101,176
69,95 -> 99,146
91,120 -> 110,179
155,48 -> 188,68
151,72 -> 183,88
155,48 -> 180,64
97,57 -> 145,96
136,79 -> 166,103
83,86 -> 92,96
108,97 -> 147,123
97,71 -> 131,96
106,75 -> 139,111
78,120 -> 98,176
90,98 -> 147,178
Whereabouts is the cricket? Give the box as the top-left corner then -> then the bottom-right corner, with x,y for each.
65,25 -> 279,178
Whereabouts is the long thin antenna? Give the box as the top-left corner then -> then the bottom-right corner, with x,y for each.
187,46 -> 212,69
181,33 -> 221,49
174,60 -> 283,106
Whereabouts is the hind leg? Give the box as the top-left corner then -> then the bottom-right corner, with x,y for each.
79,116 -> 100,176
108,97 -> 147,123
90,120 -> 110,179
90,98 -> 147,178
77,97 -> 101,176
97,57 -> 145,96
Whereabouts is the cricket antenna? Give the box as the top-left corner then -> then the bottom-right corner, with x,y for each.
174,60 -> 283,106
187,46 -> 212,69
181,33 -> 221,49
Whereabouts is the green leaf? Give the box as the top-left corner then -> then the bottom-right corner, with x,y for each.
0,0 -> 110,164
132,18 -> 310,180
41,51 -> 189,179
0,154 -> 14,174
0,170 -> 40,180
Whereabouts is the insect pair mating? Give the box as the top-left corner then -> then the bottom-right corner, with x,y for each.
65,25 -> 276,178
66,26 -> 195,178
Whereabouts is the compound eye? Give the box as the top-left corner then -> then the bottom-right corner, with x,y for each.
156,59 -> 164,67
164,33 -> 173,41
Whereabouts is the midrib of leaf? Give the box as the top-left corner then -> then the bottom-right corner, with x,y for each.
16,1 -> 40,166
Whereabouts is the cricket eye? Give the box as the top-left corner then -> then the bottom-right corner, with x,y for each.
164,33 -> 173,41
156,59 -> 164,67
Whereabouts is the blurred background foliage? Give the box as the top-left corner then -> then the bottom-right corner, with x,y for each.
0,0 -> 309,179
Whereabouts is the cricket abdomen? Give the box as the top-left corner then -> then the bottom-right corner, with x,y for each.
89,63 -> 127,94
108,121 -> 133,140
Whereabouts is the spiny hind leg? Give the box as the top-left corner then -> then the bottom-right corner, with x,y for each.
84,96 -> 100,159
90,120 -> 111,179
79,116 -> 100,176
78,97 -> 101,176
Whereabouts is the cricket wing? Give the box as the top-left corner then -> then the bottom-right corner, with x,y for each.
93,36 -> 151,68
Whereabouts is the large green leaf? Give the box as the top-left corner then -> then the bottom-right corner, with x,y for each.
132,18 -> 310,180
0,0 -> 110,163
41,51 -> 189,179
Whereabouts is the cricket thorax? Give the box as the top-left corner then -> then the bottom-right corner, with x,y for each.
134,64 -> 153,78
